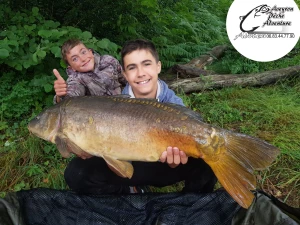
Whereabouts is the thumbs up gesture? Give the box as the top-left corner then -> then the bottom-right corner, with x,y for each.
53,69 -> 67,102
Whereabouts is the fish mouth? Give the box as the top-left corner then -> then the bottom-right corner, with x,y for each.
136,79 -> 151,85
28,128 -> 48,142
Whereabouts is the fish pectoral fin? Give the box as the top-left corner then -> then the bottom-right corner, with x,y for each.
54,136 -> 72,158
207,154 -> 256,209
102,155 -> 134,179
65,140 -> 92,159
55,136 -> 90,159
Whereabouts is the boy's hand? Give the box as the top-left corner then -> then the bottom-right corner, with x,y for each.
53,69 -> 67,102
159,147 -> 188,168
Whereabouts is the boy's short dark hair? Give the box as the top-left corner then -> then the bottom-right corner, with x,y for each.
61,39 -> 84,64
121,39 -> 159,69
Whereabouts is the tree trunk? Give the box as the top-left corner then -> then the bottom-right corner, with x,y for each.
168,65 -> 300,93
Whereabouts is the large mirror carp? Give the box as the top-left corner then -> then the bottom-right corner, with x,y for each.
28,95 -> 280,208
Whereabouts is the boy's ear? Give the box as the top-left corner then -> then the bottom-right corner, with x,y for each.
157,61 -> 162,74
67,65 -> 76,71
68,65 -> 77,72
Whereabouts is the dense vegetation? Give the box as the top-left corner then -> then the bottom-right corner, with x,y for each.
0,0 -> 299,207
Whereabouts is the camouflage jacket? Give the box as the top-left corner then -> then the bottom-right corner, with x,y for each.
66,52 -> 126,97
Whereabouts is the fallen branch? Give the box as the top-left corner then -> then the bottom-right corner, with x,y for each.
168,65 -> 300,93
184,44 -> 228,68
169,45 -> 227,79
171,65 -> 215,78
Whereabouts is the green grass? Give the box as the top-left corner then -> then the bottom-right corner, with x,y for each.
0,77 -> 299,207
207,41 -> 300,74
0,132 -> 68,196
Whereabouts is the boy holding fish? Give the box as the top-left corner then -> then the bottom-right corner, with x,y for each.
53,39 -> 217,194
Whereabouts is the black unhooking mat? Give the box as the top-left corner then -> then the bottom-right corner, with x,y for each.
0,188 -> 299,225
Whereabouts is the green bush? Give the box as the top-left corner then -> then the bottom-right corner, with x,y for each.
0,5 -> 120,122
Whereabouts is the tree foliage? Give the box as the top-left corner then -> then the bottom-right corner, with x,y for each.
5,0 -> 231,67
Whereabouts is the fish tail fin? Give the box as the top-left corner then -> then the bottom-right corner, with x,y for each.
205,130 -> 280,208
207,154 -> 256,208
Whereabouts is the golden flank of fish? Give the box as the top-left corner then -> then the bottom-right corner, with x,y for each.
28,95 -> 280,209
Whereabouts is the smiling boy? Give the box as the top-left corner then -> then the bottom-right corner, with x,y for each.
121,39 -> 184,105
63,41 -> 95,72
53,39 -> 126,103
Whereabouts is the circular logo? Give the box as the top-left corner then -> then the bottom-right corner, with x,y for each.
226,0 -> 300,62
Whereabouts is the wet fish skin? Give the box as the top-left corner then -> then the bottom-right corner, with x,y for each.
28,95 -> 280,208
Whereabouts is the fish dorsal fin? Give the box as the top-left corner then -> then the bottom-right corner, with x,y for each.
113,96 -> 158,103
112,96 -> 203,122
112,94 -> 131,98
107,96 -> 159,106
164,103 -> 204,122
102,155 -> 134,179
134,97 -> 158,102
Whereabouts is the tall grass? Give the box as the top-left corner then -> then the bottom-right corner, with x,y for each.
0,131 -> 68,197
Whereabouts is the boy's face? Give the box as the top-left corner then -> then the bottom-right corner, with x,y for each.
66,43 -> 95,72
122,49 -> 161,99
